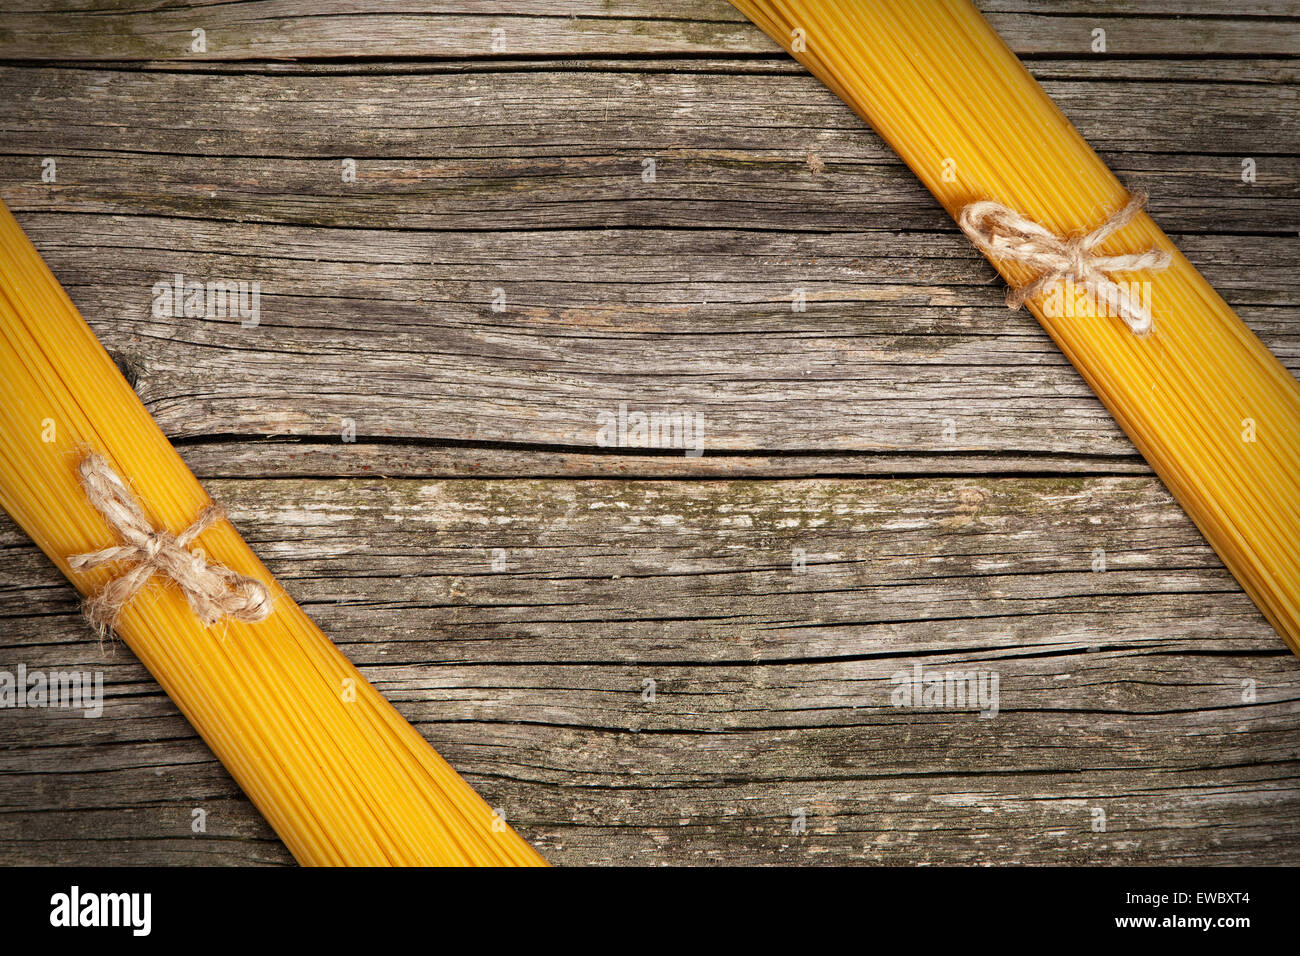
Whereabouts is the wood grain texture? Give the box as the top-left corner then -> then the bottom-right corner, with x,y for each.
1,1 -> 1298,60
7,213 -> 1294,466
0,68 -> 1294,235
2,477 -> 1297,865
0,0 -> 1297,865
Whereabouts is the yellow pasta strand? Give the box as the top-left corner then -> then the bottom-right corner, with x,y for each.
0,199 -> 547,866
731,0 -> 1300,657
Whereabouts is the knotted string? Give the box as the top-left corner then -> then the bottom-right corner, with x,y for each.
958,192 -> 1171,335
68,453 -> 272,637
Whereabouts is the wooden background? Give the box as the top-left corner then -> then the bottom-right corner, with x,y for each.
1,1 -> 1298,865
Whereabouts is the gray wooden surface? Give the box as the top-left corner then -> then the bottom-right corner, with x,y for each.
0,1 -> 1297,866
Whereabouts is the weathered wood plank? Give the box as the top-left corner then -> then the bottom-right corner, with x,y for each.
23,56 -> 1296,85
1,139 -> 1293,236
5,477 -> 1286,661
0,60 -> 1292,478
2,65 -> 1293,244
1,68 -> 1295,162
174,441 -> 1157,479
0,1 -> 1297,61
3,212 -> 1292,471
1,476 -> 1295,864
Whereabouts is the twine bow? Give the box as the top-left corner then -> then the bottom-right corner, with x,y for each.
958,192 -> 1171,335
68,453 -> 272,635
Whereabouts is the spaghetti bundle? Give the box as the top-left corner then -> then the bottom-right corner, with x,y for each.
731,0 -> 1300,657
0,200 -> 546,865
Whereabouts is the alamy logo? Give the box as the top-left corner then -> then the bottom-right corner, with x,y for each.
596,402 -> 705,458
152,273 -> 260,327
890,662 -> 1000,718
50,886 -> 151,936
0,664 -> 102,717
